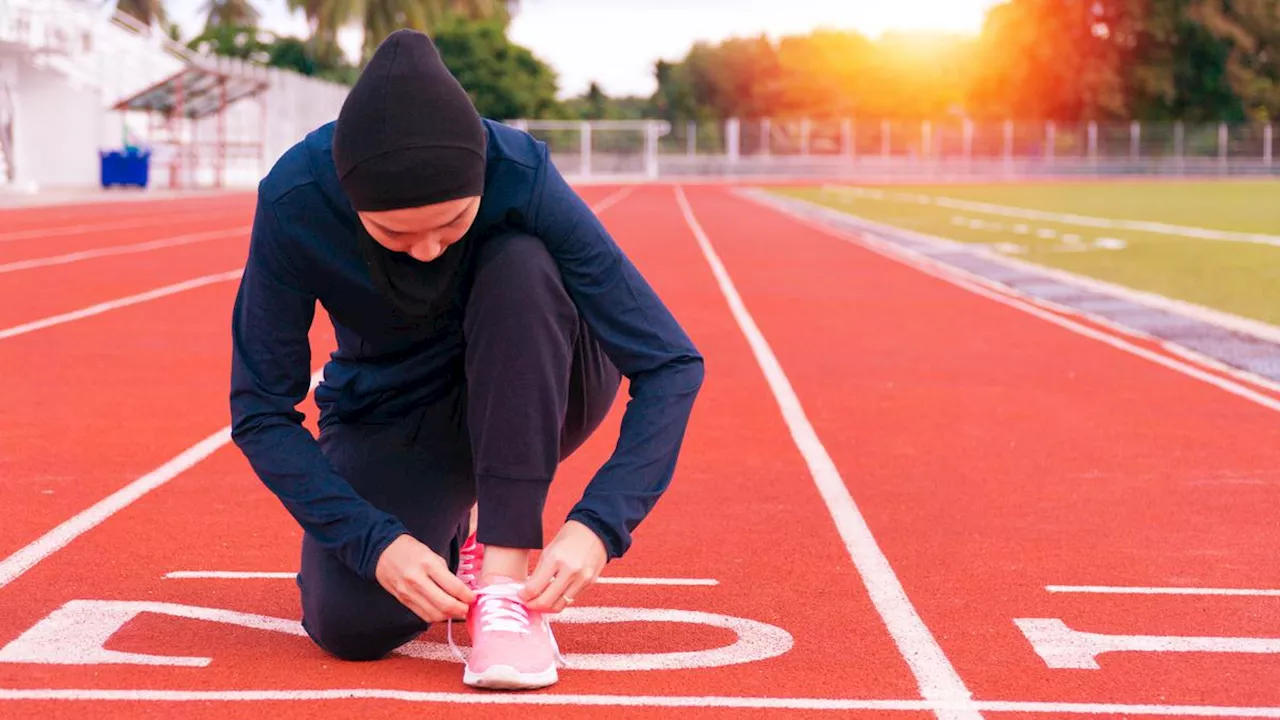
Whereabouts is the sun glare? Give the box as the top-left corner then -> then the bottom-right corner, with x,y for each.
848,0 -> 1000,37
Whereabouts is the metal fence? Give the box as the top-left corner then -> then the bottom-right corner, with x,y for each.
512,118 -> 1280,180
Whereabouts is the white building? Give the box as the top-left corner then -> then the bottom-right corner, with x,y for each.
0,0 -> 350,192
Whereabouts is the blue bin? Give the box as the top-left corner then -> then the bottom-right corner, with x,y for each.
100,147 -> 151,188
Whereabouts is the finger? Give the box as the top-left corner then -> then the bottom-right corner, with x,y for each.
548,568 -> 595,614
427,561 -> 476,607
527,565 -> 574,612
406,572 -> 470,619
520,552 -> 558,601
563,570 -> 596,607
394,585 -> 448,624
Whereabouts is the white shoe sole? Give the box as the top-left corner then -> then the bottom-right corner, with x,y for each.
463,663 -> 558,690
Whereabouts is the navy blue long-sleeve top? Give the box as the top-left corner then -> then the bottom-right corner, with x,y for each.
230,120 -> 704,581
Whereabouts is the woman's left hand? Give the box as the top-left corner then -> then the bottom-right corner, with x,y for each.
520,520 -> 607,613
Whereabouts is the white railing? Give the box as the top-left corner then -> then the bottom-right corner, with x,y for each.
507,120 -> 671,179
510,118 -> 1280,179
0,81 -> 12,183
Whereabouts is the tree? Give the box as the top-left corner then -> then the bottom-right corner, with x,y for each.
563,82 -> 649,120
430,15 -> 560,119
187,23 -> 272,62
202,0 -> 262,30
116,0 -> 167,26
966,0 -> 1139,121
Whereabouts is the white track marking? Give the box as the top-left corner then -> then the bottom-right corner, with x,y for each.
165,572 -> 298,580
1048,585 -> 1280,596
765,192 -> 1280,395
0,600 -> 791,672
406,606 -> 792,670
824,185 -> 1280,247
595,577 -> 718,586
0,212 -> 244,243
0,228 -> 248,275
0,191 -> 632,590
1016,618 -> 1280,670
0,690 -> 1276,717
743,192 -> 1280,414
162,571 -> 718,586
0,269 -> 243,340
0,372 -> 323,590
674,187 -> 979,720
589,186 -> 637,215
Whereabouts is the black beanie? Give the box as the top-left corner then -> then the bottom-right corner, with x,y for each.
333,29 -> 487,212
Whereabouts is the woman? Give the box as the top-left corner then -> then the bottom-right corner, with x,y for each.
229,29 -> 704,690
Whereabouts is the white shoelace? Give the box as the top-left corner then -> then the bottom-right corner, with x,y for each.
457,557 -> 478,588
447,582 -> 565,667
450,579 -> 565,666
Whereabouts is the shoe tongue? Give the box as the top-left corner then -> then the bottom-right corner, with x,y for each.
480,575 -> 521,589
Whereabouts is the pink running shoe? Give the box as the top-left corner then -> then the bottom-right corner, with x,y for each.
461,576 -> 561,690
457,533 -> 484,591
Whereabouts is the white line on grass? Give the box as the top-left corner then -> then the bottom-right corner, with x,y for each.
0,228 -> 248,275
0,690 -> 1278,716
0,372 -> 323,591
742,192 -> 1280,415
1047,585 -> 1280,596
674,187 -> 979,720
0,270 -> 244,341
162,571 -> 719,586
0,190 -> 635,592
824,184 -> 1280,247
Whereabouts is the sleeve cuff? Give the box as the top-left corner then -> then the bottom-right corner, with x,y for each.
566,508 -> 627,560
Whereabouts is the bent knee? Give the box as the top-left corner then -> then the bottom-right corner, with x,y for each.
303,612 -> 424,662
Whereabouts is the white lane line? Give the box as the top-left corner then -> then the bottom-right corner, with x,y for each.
674,187 -> 978,720
0,372 -> 324,591
162,570 -> 719,586
0,190 -> 632,591
0,228 -> 248,275
0,269 -> 243,341
775,192 -> 1280,393
0,690 -> 1277,716
596,577 -> 717,586
0,212 -> 244,244
165,572 -> 297,580
824,185 -> 1280,247
1048,585 -> 1280,597
589,186 -> 637,214
745,192 -> 1280,415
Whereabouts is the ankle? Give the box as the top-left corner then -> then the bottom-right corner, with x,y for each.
481,546 -> 530,582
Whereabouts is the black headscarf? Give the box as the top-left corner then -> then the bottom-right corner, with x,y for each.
332,29 -> 487,319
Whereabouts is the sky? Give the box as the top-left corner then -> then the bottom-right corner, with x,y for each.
165,0 -> 1003,98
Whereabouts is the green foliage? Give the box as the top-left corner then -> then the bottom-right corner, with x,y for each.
201,0 -> 262,30
562,82 -> 650,120
430,15 -> 560,119
117,0 -> 167,26
187,24 -> 272,63
651,0 -> 1280,122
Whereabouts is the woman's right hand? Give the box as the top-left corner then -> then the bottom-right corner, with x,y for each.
375,534 -> 475,622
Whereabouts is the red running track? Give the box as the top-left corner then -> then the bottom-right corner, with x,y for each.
0,185 -> 1275,719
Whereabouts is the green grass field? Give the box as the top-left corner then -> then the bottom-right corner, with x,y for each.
772,181 -> 1280,325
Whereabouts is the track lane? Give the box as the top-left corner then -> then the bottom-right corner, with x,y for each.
0,194 -> 254,235
680,185 -> 1280,709
0,185 -> 924,715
